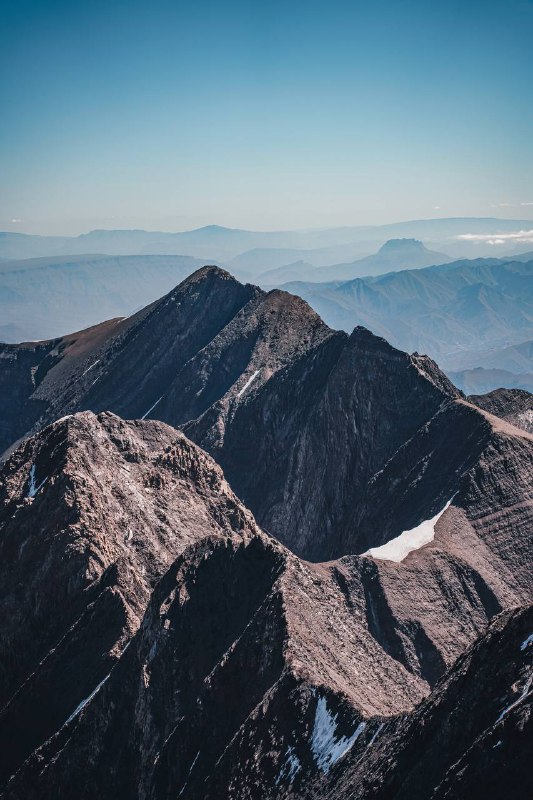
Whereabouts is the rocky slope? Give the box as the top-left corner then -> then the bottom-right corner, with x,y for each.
3,266 -> 533,570
277,257 -> 533,382
470,387 -> 533,433
1,262 -> 532,797
304,605 -> 533,800
2,415 -> 531,798
0,411 -> 261,787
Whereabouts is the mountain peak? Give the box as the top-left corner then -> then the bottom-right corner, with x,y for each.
378,238 -> 427,253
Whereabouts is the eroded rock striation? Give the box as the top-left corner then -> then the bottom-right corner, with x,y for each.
1,267 -> 532,798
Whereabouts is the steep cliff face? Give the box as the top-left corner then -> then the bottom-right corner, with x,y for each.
1,408 -> 532,798
0,268 -> 258,456
305,605 -> 533,800
1,267 -> 464,562
0,411 -> 260,786
185,325 -> 461,559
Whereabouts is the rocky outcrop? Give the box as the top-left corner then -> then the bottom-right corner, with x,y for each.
304,605 -> 533,800
0,411 -> 260,786
1,267 -> 532,798
0,409 -> 531,796
470,387 -> 533,433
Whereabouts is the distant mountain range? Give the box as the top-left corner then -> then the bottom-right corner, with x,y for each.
0,253 -> 204,341
1,217 -> 532,268
257,238 -> 452,284
277,256 -> 533,387
1,266 -> 531,798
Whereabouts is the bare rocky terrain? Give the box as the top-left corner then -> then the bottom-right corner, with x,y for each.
0,267 -> 532,798
470,387 -> 533,433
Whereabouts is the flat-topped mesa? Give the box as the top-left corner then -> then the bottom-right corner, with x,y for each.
0,410 -> 262,785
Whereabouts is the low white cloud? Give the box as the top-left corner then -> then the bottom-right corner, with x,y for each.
457,229 -> 533,245
10,217 -> 22,223
490,201 -> 533,208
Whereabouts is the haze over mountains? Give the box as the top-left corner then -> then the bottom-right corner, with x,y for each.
1,218 -> 533,395
1,217 -> 532,266
277,255 -> 533,394
1,266 -> 531,798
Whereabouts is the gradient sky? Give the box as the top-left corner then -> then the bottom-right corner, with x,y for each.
1,0 -> 533,234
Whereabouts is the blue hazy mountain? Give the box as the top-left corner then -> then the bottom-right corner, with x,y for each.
1,218 -> 532,266
277,257 -> 533,385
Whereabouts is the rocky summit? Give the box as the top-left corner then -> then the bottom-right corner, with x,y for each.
0,267 -> 532,799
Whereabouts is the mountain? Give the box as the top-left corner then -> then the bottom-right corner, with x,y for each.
254,239 -> 451,285
311,238 -> 452,282
0,253 -> 204,342
1,265 -> 531,561
2,217 -> 532,264
445,338 -> 533,373
1,266 -> 532,797
469,388 -> 533,433
450,367 -> 533,395
1,413 -> 531,798
0,411 -> 264,786
277,257 -> 533,389
306,605 -> 533,800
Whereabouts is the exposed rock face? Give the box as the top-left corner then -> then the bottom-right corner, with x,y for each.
1,266 -> 465,562
304,605 -> 533,800
470,387 -> 533,433
2,267 -> 533,567
3,472 -> 531,799
0,411 -> 260,786
0,267 -> 258,456
1,268 -> 532,798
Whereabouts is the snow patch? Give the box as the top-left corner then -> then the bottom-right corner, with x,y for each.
496,674 -> 533,724
125,528 -> 134,544
276,746 -> 301,785
520,633 -> 533,652
27,464 -> 48,499
82,359 -> 100,376
368,722 -> 384,747
53,415 -> 73,425
362,498 -> 454,563
141,395 -> 163,420
64,673 -> 110,726
311,695 -> 366,773
178,750 -> 200,796
237,369 -> 260,398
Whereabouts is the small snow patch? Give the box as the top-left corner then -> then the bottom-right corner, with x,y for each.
141,395 -> 163,420
237,369 -> 260,398
179,750 -> 200,796
311,695 -> 366,773
368,722 -> 384,747
64,673 -> 110,726
27,464 -> 48,499
53,415 -> 73,425
362,498 -> 454,563
276,746 -> 301,785
520,633 -> 533,652
82,358 -> 100,376
496,674 -> 533,724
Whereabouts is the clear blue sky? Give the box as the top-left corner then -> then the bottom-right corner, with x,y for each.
1,0 -> 532,234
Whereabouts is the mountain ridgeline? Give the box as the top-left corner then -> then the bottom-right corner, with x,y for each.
0,266 -> 532,799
